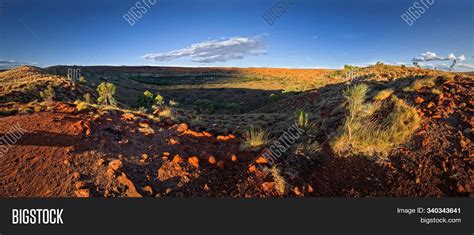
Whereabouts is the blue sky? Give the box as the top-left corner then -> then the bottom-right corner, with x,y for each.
0,0 -> 473,70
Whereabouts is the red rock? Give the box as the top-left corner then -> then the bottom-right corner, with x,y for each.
72,172 -> 80,179
293,187 -> 303,196
172,155 -> 183,164
256,156 -> 268,164
188,156 -> 199,168
415,97 -> 424,104
208,156 -> 216,164
74,189 -> 90,198
117,173 -> 142,197
108,159 -> 123,171
168,138 -> 180,145
262,182 -> 275,191
141,186 -> 153,196
75,181 -> 87,190
176,123 -> 188,133
248,165 -> 257,173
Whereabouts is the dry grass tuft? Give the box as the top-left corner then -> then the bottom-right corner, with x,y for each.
331,84 -> 421,159
240,128 -> 269,151
373,89 -> 394,101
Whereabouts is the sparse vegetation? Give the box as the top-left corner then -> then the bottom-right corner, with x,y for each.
224,102 -> 241,114
404,77 -> 436,91
331,84 -> 421,159
78,76 -> 87,85
193,99 -> 216,114
97,82 -> 117,106
373,89 -> 394,101
136,90 -> 155,112
40,84 -> 56,101
268,166 -> 288,196
76,102 -> 89,111
296,110 -> 309,129
241,128 -> 269,151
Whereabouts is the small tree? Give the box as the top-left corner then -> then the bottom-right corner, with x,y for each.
136,90 -> 154,111
155,93 -> 165,107
78,76 -> 87,85
40,84 -> 56,101
224,102 -> 241,114
96,82 -> 116,106
193,99 -> 216,114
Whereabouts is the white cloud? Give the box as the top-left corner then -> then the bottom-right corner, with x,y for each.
143,36 -> 266,63
0,60 -> 35,70
412,51 -> 466,62
457,63 -> 474,69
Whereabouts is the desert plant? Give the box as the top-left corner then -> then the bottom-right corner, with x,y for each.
295,139 -> 322,162
224,102 -> 241,114
296,110 -> 309,129
385,97 -> 421,145
136,90 -> 155,111
76,102 -> 89,111
155,93 -> 165,107
268,166 -> 288,196
373,89 -> 394,101
193,99 -> 216,114
39,84 -> 56,101
96,82 -> 116,106
241,128 -> 269,151
168,99 -> 178,107
404,77 -> 436,91
331,86 -> 421,159
78,76 -> 87,85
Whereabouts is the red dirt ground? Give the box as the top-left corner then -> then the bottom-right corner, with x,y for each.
0,75 -> 472,197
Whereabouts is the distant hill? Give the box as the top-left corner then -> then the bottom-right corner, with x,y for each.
0,66 -> 90,103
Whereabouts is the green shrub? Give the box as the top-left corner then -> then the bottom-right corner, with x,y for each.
154,93 -> 166,109
78,76 -> 87,85
193,99 -> 216,114
40,84 -> 56,101
296,110 -> 309,129
136,90 -> 155,111
96,82 -> 117,106
224,102 -> 241,114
